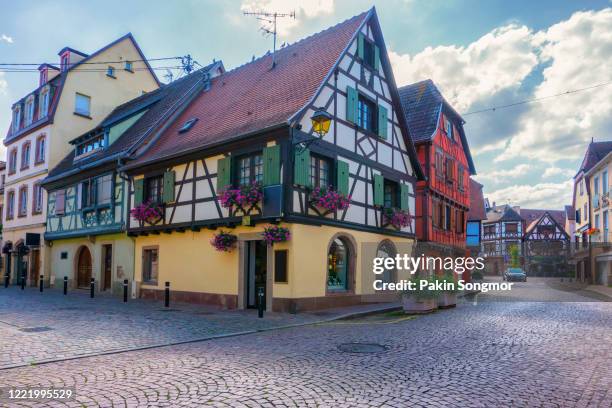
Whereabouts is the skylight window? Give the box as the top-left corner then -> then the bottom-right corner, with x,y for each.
179,118 -> 198,133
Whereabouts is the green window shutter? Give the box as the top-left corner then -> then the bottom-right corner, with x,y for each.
374,45 -> 380,72
293,147 -> 311,187
357,33 -> 365,60
134,179 -> 144,206
336,160 -> 349,196
263,145 -> 281,186
162,170 -> 176,203
216,157 -> 231,192
373,174 -> 384,206
377,105 -> 388,139
346,86 -> 358,124
400,183 -> 409,211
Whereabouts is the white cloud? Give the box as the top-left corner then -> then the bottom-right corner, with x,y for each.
0,34 -> 13,44
240,0 -> 334,36
542,167 -> 575,179
474,164 -> 532,183
496,8 -> 612,163
486,179 -> 573,209
389,24 -> 539,112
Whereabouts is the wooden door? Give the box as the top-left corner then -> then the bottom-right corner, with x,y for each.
77,247 -> 92,288
103,245 -> 112,291
30,250 -> 40,287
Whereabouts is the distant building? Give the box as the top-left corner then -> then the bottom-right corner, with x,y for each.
466,179 -> 486,252
522,211 -> 570,276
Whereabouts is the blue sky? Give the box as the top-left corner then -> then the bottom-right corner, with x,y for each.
1,0 -> 611,209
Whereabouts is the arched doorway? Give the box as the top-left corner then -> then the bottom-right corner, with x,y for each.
326,235 -> 356,292
376,240 -> 397,284
77,246 -> 92,288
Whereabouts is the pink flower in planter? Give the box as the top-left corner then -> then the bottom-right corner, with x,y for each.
219,182 -> 262,208
262,226 -> 291,246
210,231 -> 238,252
383,208 -> 411,229
310,186 -> 351,211
130,201 -> 163,224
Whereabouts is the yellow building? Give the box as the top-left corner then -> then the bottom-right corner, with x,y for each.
122,9 -> 425,311
2,34 -> 160,288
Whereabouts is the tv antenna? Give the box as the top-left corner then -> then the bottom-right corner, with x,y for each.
243,10 -> 296,68
164,69 -> 174,83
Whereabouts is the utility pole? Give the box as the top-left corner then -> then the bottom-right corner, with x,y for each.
243,10 -> 296,68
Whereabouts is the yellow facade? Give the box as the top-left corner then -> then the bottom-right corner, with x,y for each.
134,223 -> 414,311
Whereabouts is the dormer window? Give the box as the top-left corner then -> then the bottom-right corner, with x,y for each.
124,61 -> 133,72
60,54 -> 69,72
445,117 -> 453,140
39,87 -> 50,119
178,118 -> 198,133
12,105 -> 21,133
106,66 -> 116,78
39,69 -> 48,86
24,95 -> 35,126
76,134 -> 106,157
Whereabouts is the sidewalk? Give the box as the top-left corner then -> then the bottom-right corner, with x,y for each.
585,284 -> 612,300
0,287 -> 399,369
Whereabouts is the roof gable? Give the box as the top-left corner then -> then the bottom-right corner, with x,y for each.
524,211 -> 570,240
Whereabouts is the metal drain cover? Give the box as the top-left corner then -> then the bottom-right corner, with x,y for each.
19,327 -> 53,333
338,343 -> 388,353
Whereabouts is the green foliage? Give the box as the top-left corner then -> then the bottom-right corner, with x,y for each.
435,273 -> 459,293
509,244 -> 520,268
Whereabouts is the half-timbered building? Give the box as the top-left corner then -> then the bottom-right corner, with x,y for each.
121,9 -> 425,312
398,79 -> 476,261
523,211 -> 570,276
481,204 -> 524,275
41,62 -> 224,294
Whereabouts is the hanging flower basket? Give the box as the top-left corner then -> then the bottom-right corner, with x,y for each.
586,227 -> 600,236
130,201 -> 163,225
309,186 -> 351,212
262,226 -> 291,246
210,231 -> 238,252
219,182 -> 263,209
383,207 -> 411,229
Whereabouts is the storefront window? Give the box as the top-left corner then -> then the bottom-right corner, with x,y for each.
327,237 -> 351,291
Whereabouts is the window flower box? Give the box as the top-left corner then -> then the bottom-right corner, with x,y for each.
309,186 -> 350,212
262,226 -> 290,246
210,231 -> 238,252
382,207 -> 410,229
219,182 -> 263,213
130,201 -> 164,226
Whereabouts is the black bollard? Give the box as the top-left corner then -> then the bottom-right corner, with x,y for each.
123,279 -> 128,303
90,278 -> 95,298
257,286 -> 265,318
63,276 -> 68,295
164,282 -> 170,308
39,274 -> 44,292
4,271 -> 8,288
21,272 -> 25,290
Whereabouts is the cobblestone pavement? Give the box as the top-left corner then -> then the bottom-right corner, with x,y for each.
0,282 -> 610,407
0,287 -> 396,369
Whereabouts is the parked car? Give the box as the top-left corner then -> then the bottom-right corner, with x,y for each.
504,268 -> 527,282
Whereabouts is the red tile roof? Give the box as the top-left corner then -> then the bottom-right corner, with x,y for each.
130,11 -> 369,166
521,208 -> 566,230
467,178 -> 486,221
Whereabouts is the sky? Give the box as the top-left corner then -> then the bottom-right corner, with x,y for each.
1,0 -> 611,210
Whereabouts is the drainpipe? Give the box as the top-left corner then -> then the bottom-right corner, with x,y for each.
118,157 -> 137,298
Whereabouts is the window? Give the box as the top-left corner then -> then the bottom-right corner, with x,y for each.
445,205 -> 452,230
456,210 -> 464,233
376,240 -> 397,284
76,134 -> 105,156
81,179 -> 96,208
55,190 -> 66,215
484,242 -> 496,254
594,176 -> 600,196
35,136 -> 46,164
357,95 -> 376,132
106,66 -> 116,78
505,223 -> 518,234
142,247 -> 159,284
39,88 -> 50,118
576,208 -> 581,224
75,93 -> 91,116
6,190 -> 15,219
236,153 -> 263,186
145,176 -> 163,204
32,184 -> 43,214
24,96 -> 35,126
274,250 -> 288,283
584,203 -> 588,220
309,155 -> 331,188
579,179 -> 584,195
96,174 -> 113,205
383,179 -> 398,208
124,61 -> 133,72
604,171 -> 608,194
21,142 -> 31,170
178,118 -> 198,133
432,198 -> 440,228
604,211 -> 609,242
362,37 -> 376,67
327,237 -> 353,291
484,225 -> 495,236
445,158 -> 454,182
12,105 -> 21,133
18,186 -> 28,217
8,149 -> 17,174
595,214 -> 600,229
445,117 -> 453,140
435,149 -> 444,177
458,165 -> 464,191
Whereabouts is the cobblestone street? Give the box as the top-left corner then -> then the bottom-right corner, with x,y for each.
0,281 -> 610,407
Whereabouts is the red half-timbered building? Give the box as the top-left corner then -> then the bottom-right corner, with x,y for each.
399,80 -> 476,254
